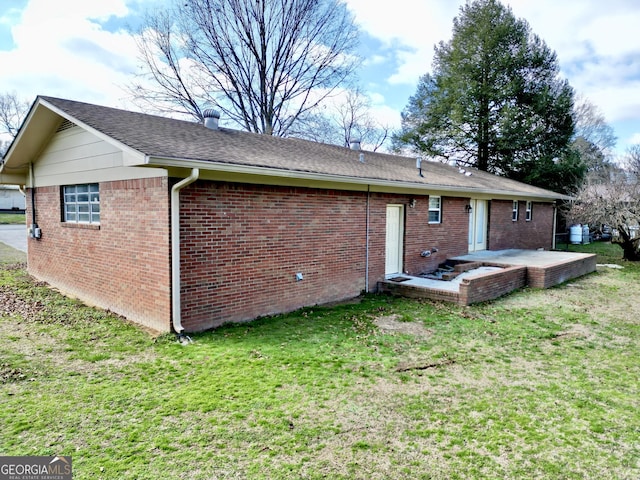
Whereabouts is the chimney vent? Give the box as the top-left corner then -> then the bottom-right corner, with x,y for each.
349,139 -> 361,150
203,109 -> 220,130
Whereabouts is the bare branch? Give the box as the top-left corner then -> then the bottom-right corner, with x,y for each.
0,92 -> 30,138
127,0 -> 359,135
567,172 -> 640,260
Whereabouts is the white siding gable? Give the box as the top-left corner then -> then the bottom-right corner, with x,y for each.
33,125 -> 165,187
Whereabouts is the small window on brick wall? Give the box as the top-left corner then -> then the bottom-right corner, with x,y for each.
429,196 -> 442,224
525,201 -> 532,221
512,200 -> 519,221
63,184 -> 100,224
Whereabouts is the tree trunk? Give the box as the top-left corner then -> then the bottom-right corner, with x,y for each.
613,230 -> 640,261
620,241 -> 640,261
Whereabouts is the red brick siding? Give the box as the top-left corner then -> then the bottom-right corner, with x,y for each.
527,254 -> 597,288
458,265 -> 527,305
26,178 -> 171,332
404,196 -> 469,275
378,281 -> 461,303
357,194 -> 470,287
179,184 -> 476,331
379,264 -> 526,306
179,182 -> 368,331
489,200 -> 554,250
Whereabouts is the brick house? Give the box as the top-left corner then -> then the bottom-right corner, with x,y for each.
0,96 -> 569,333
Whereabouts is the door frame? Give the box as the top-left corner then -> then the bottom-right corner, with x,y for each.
385,204 -> 404,277
468,199 -> 488,252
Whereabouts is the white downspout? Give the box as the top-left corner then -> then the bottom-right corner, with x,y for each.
171,168 -> 199,335
365,186 -> 370,293
552,202 -> 558,250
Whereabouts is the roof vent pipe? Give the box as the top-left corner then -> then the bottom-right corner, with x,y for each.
416,157 -> 424,177
203,109 -> 220,130
349,139 -> 361,150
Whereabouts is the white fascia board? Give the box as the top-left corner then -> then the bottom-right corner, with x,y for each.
146,155 -> 564,202
39,99 -> 147,165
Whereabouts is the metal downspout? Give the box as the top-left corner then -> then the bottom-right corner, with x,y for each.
365,186 -> 370,293
552,203 -> 558,250
29,163 -> 37,232
171,168 -> 199,336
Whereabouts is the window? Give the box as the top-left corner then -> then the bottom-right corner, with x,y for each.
63,184 -> 100,224
512,200 -> 519,222
428,196 -> 441,224
525,201 -> 532,221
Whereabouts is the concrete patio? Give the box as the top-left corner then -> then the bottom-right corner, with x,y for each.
379,249 -> 597,306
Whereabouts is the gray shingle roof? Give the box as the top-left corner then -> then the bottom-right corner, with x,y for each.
40,96 -> 566,200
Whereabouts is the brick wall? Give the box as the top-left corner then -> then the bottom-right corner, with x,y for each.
527,254 -> 597,288
26,177 -> 172,332
403,196 -> 470,276
179,182 -> 368,331
179,184 -> 476,331
489,200 -> 554,250
458,265 -> 527,305
344,193 -> 470,291
378,281 -> 460,303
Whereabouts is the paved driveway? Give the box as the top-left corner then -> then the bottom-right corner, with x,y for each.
0,224 -> 28,252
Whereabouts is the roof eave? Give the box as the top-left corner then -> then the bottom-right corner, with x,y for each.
145,155 -> 566,201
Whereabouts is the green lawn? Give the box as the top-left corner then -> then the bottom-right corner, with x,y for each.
1,242 -> 638,479
0,213 -> 26,224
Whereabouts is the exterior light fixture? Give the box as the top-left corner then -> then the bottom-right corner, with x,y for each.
409,198 -> 417,208
465,204 -> 473,213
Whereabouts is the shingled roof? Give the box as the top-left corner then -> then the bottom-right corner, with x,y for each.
2,96 -> 568,200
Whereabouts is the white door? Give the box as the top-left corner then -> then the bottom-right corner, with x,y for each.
468,199 -> 488,252
385,205 -> 404,276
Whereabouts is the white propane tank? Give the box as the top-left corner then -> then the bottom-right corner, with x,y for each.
570,224 -> 583,244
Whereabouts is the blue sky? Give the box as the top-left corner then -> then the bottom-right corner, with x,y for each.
1,0 -> 639,156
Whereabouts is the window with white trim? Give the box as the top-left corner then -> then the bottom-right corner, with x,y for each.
525,201 -> 532,221
63,184 -> 100,224
512,200 -> 519,221
429,196 -> 441,224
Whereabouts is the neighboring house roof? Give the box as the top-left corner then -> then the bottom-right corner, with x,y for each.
1,96 -> 569,200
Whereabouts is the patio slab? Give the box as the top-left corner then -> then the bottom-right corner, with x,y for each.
450,249 -> 593,267
379,249 -> 597,305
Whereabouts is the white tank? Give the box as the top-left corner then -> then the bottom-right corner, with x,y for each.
570,225 -> 582,244
582,224 -> 590,244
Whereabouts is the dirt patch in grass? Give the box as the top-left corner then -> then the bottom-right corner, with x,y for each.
373,313 -> 433,338
551,323 -> 595,341
0,285 -> 45,319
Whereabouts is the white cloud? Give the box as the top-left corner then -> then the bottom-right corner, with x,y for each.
348,0 -> 640,152
0,0 -> 144,107
628,133 -> 640,146
346,0 -> 460,85
2,0 -> 639,154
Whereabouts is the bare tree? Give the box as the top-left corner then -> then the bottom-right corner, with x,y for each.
128,0 -> 360,136
568,146 -> 640,261
573,95 -> 617,154
290,88 -> 390,151
0,92 -> 30,156
571,95 -> 618,183
625,144 -> 640,179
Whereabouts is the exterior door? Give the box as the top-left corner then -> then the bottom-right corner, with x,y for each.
385,204 -> 404,276
468,199 -> 488,252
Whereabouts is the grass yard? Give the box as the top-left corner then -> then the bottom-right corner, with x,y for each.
0,242 -> 638,479
0,213 -> 26,225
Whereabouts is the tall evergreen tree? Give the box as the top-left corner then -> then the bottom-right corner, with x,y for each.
396,0 -> 578,191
